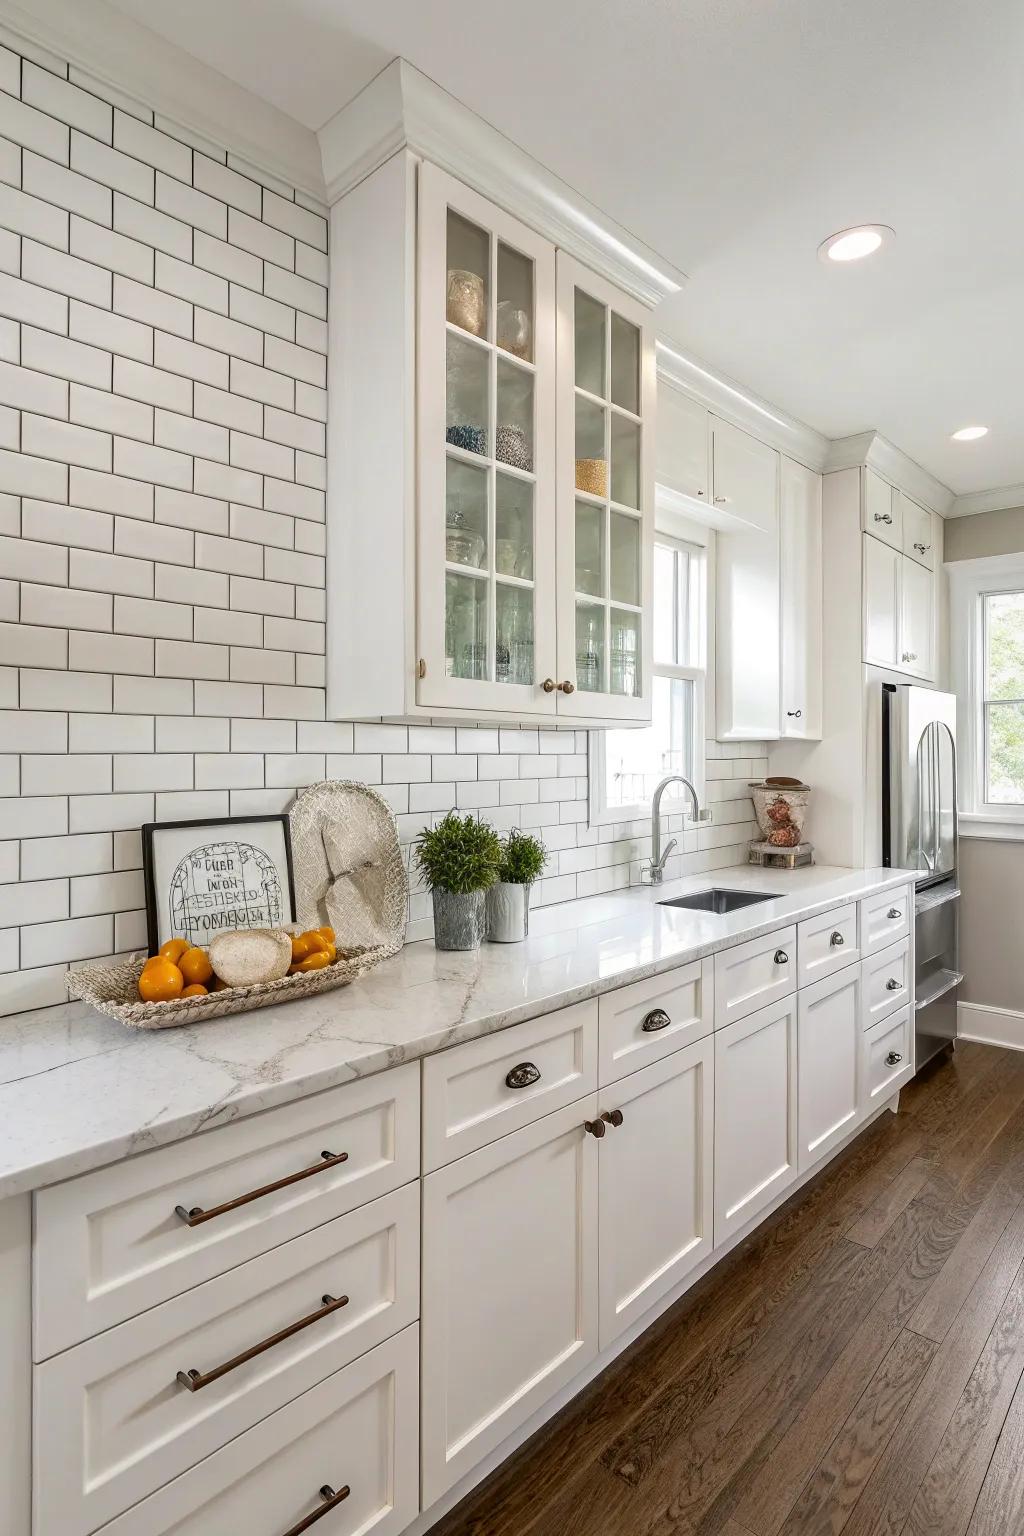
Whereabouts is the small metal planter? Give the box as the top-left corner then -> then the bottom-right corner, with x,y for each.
486,881 -> 531,943
431,888 -> 487,951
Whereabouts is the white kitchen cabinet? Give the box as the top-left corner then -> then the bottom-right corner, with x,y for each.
597,1038 -> 714,1346
898,555 -> 933,678
711,417 -> 779,533
780,456 -> 823,738
714,994 -> 799,1243
797,968 -> 861,1171
900,493 -> 935,570
420,1096 -> 599,1505
862,468 -> 901,549
861,1007 -> 914,1111
657,382 -> 708,503
863,532 -> 900,669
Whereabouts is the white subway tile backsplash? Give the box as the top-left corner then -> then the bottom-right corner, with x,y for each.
193,679 -> 261,717
229,206 -> 293,269
157,251 -> 227,315
114,272 -> 191,337
194,751 -> 263,789
194,307 -> 262,364
24,150 -> 112,225
71,381 -> 152,442
154,408 -> 228,462
154,330 -> 228,389
154,789 -> 227,820
193,229 -> 262,293
23,324 -> 111,389
230,645 -> 292,684
0,270 -> 69,332
70,297 -> 153,364
0,534 -> 68,585
0,180 -> 69,248
193,154 -> 261,217
263,190 -> 326,251
0,709 -> 67,751
25,238 -> 112,308
264,405 -> 324,455
70,130 -> 153,203
156,637 -> 227,680
113,109 -> 190,180
70,214 -> 153,283
70,712 -> 152,752
114,673 -> 190,714
0,620 -> 67,668
22,752 -> 110,794
232,718 -> 294,752
155,714 -> 228,752
21,831 -> 111,879
21,581 -> 111,632
22,413 -> 112,471
70,465 -> 154,519
113,752 -> 192,791
156,485 -> 228,535
113,190 -> 191,260
70,547 -> 152,596
230,356 -> 293,410
264,334 -> 326,387
0,89 -> 69,161
155,170 -> 226,239
114,593 -> 192,639
194,455 -> 260,507
23,61 -> 112,141
21,667 -> 111,711
194,380 -> 261,433
20,912 -> 111,966
71,868 -> 144,916
70,628 -> 153,674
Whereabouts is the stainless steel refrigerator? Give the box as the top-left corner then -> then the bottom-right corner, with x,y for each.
882,684 -> 963,1070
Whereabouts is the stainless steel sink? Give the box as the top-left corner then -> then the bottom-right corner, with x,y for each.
658,888 -> 775,914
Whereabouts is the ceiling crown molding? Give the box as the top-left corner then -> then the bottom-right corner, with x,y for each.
825,431 -> 955,517
656,337 -> 829,472
317,59 -> 686,309
949,483 -> 1024,518
0,0 -> 325,197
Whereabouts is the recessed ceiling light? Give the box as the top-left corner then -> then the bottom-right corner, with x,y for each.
818,224 -> 894,263
951,425 -> 989,441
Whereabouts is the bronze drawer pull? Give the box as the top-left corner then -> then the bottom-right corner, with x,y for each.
281,1483 -> 351,1535
641,1008 -> 671,1032
174,1150 -> 348,1227
505,1062 -> 541,1090
584,1119 -> 606,1138
176,1292 -> 349,1393
602,1109 -> 624,1128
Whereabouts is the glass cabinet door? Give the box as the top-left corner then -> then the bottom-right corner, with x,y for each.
417,163 -> 557,715
556,254 -> 653,721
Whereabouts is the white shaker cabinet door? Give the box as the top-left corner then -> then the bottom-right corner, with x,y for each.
899,555 -> 934,680
797,967 -> 862,1171
420,1096 -> 599,1506
780,455 -> 822,739
714,994 -> 798,1245
597,1038 -> 714,1348
657,381 -> 708,502
863,533 -> 900,669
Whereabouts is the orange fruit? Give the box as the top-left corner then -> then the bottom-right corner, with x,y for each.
302,930 -> 328,954
181,983 -> 208,997
138,958 -> 184,1003
317,925 -> 335,944
179,947 -> 213,986
159,938 -> 189,963
291,933 -> 313,962
289,950 -> 331,974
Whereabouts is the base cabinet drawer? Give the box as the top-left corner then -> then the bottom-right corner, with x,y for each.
34,1183 -> 420,1536
796,903 -> 859,987
422,1000 -> 597,1171
420,1097 -> 599,1507
714,994 -> 798,1244
713,925 -> 796,1031
797,968 -> 862,1171
598,960 -> 713,1084
860,886 -> 910,955
34,1062 -> 420,1359
862,1008 -> 914,1110
861,939 -> 911,1027
95,1325 -> 420,1536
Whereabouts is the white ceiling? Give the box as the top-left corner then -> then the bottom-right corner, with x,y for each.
106,0 -> 1024,498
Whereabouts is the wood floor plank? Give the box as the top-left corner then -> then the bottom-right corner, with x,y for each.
967,1368 -> 1024,1535
846,1156 -> 934,1249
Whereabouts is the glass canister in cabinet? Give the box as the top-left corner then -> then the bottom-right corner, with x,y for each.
445,504 -> 485,569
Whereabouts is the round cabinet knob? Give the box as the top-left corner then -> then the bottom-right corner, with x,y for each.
886,1051 -> 904,1066
542,678 -> 557,693
641,1008 -> 671,1033
887,908 -> 902,920
875,512 -> 893,524
829,931 -> 844,947
505,1062 -> 541,1090
774,949 -> 789,965
914,541 -> 927,554
584,1119 -> 606,1139
601,1109 -> 624,1128
885,977 -> 901,991
560,680 -> 576,695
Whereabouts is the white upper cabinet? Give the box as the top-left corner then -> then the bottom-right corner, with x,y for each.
657,383 -> 708,503
711,418 -> 778,533
899,555 -> 933,678
899,493 -> 935,570
862,467 -> 901,549
714,425 -> 782,740
780,456 -> 823,739
555,255 -> 655,722
860,467 -> 939,682
863,533 -> 900,669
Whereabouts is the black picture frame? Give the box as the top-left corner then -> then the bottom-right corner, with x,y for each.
141,814 -> 297,956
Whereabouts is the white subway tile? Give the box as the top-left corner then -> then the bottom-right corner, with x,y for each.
232,718 -> 295,752
194,380 -> 261,434
153,116 -> 222,162
0,91 -> 69,162
113,752 -> 192,791
380,752 -> 429,784
70,711 -> 152,751
154,790 -> 227,821
71,868 -> 144,916
0,181 -> 69,248
264,262 -> 326,320
431,754 -> 480,783
230,573 -> 292,615
353,723 -> 407,752
228,206 -> 293,269
193,679 -> 261,716
229,430 -> 291,480
195,529 -> 261,576
113,435 -> 192,490
155,171 -> 225,238
194,229 -> 262,293
0,621 -> 67,668
268,548 -> 321,588
22,752 -> 110,794
295,654 -> 324,688
155,714 -> 227,751
26,239 -> 112,308
263,684 -> 323,720
230,645 -> 292,684
293,519 -> 325,556
0,667 -> 15,706
456,728 -> 500,753
413,782 -> 460,812
114,516 -> 190,567
114,272 -> 191,337
70,214 -> 153,283
0,708 -> 66,751
263,614 -> 323,654
21,667 -> 111,711
21,831 -> 111,879
114,673 -> 190,714
0,532 -> 67,584
264,334 -> 325,387
21,912 -> 112,966
226,154 -> 292,198
193,306 -> 262,364
113,827 -> 142,868
70,465 -> 154,519
0,793 -> 68,839
263,190 -> 326,251
21,582 -> 111,632
23,325 -> 111,389
477,755 -> 506,780
230,504 -> 292,551
156,250 -> 227,315
114,593 -> 191,639
69,546 -> 152,595
193,154 -> 261,217
70,628 -> 153,674
230,356 -> 293,410
194,456 -> 261,507
295,313 -> 327,357
155,485 -> 228,535
113,191 -> 191,260
0,753 -> 15,793
153,329 -> 227,389
295,241 -> 328,286
70,130 -> 153,202
154,408 -> 228,462
158,561 -> 225,608
263,405 -> 324,455
264,477 -> 323,522
155,637 -> 227,679
67,67 -> 148,124
230,282 -> 294,342
294,381 -> 326,422
194,752 -> 263,789
23,62 -> 112,142
22,413 -> 112,472
113,110 -> 191,181
71,382 -> 152,442
261,752 -> 320,788
0,42 -> 19,95
69,790 -> 152,832
294,587 -> 324,622
0,962 -> 69,1013
295,450 -> 326,490
24,150 -> 111,225
70,297 -> 153,363
296,721 -> 351,753
0,270 -> 69,333
228,787 -> 291,816
0,493 -> 16,536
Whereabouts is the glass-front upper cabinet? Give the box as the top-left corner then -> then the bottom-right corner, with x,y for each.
556,254 -> 654,721
416,163 -> 557,715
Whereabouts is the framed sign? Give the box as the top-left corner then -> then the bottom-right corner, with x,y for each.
142,815 -> 296,954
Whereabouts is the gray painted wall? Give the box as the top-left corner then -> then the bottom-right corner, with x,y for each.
945,505 -> 1024,562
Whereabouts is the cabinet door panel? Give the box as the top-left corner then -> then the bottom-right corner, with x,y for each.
901,495 -> 935,569
711,418 -> 779,533
713,925 -> 796,1031
863,533 -> 899,668
421,1097 -> 598,1504
714,995 -> 798,1243
657,383 -> 708,502
598,1039 -> 714,1345
863,468 -> 901,548
780,456 -> 822,738
899,556 -> 933,679
798,968 -> 861,1171
862,1007 -> 914,1111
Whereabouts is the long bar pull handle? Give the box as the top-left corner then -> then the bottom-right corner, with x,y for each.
281,1484 -> 352,1536
177,1293 -> 350,1392
175,1150 -> 348,1227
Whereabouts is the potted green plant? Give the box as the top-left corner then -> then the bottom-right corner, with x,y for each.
487,828 -> 547,942
414,811 -> 502,951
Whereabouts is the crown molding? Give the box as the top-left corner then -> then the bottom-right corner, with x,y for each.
656,338 -> 829,472
949,483 -> 1024,518
825,431 -> 955,517
318,59 -> 685,310
0,0 -> 325,197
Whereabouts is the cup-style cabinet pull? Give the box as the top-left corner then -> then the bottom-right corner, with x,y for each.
886,1051 -> 904,1067
584,1119 -> 606,1138
786,709 -> 803,718
829,931 -> 844,947
774,949 -> 789,965
885,977 -> 901,991
601,1108 -> 624,1128
874,512 -> 893,524
887,908 -> 902,920
505,1061 -> 541,1090
176,1292 -> 350,1392
641,1008 -> 671,1033
914,541 -> 928,554
280,1483 -> 351,1536
174,1149 -> 348,1227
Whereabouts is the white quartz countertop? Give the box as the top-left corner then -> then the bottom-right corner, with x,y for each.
0,863 -> 914,1201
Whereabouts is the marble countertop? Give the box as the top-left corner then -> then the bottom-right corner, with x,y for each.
0,863 -> 914,1201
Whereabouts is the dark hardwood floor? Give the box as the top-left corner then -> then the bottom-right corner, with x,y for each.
432,1041 -> 1024,1536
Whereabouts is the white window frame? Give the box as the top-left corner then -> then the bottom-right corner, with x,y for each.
588,531 -> 709,827
950,553 -> 1024,840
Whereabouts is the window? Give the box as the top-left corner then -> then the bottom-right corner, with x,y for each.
590,535 -> 707,824
951,556 -> 1024,837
